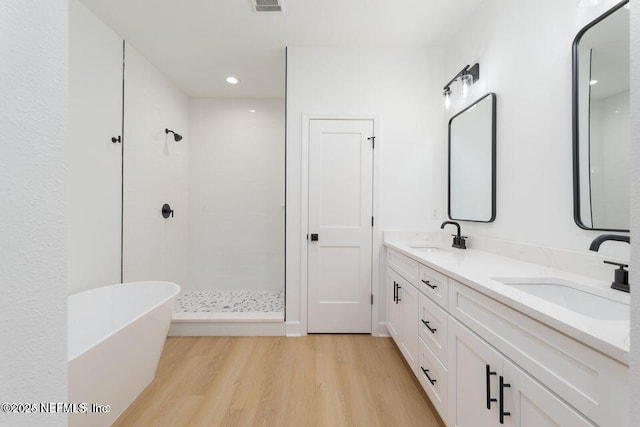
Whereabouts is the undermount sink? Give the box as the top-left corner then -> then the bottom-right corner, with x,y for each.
493,278 -> 629,321
408,245 -> 447,253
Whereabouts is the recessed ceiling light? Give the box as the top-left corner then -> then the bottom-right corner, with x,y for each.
589,79 -> 598,85
577,0 -> 599,8
249,109 -> 256,113
226,76 -> 239,85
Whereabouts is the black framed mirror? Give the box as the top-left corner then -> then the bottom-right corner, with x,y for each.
572,1 -> 630,232
448,93 -> 497,222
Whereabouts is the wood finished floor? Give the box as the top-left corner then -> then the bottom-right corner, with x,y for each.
114,335 -> 445,427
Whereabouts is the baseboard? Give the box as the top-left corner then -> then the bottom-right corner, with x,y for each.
377,321 -> 390,337
285,320 -> 305,337
173,312 -> 283,322
169,320 -> 286,336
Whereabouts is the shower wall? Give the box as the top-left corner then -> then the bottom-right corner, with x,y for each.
68,0 -> 123,294
122,43 -> 189,287
69,3 -> 285,298
187,98 -> 285,293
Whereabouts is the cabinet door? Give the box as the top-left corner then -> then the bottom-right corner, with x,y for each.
448,317 -> 501,427
399,280 -> 419,374
386,270 -> 402,343
502,359 -> 595,427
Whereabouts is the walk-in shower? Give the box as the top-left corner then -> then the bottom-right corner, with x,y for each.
68,0 -> 286,331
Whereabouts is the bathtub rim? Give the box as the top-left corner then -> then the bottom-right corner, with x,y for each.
68,281 -> 180,362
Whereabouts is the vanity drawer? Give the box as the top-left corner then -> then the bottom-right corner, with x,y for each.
448,279 -> 628,426
419,293 -> 448,367
418,337 -> 448,423
387,249 -> 419,285
418,264 -> 448,308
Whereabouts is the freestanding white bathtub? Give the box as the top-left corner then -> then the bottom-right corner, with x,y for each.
68,281 -> 180,427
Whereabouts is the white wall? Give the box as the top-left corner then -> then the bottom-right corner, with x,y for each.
188,98 -> 285,292
68,0 -> 123,294
286,47 -> 446,332
123,43 -> 190,287
629,0 -> 639,423
0,1 -> 68,426
443,0 -> 629,257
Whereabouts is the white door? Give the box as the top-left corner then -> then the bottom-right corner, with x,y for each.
307,119 -> 374,333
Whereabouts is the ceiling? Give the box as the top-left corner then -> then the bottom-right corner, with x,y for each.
80,0 -> 484,98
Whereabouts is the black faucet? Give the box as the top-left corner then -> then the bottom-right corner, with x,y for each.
589,234 -> 631,293
441,221 -> 467,249
589,234 -> 630,251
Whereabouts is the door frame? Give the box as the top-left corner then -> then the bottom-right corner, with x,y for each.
300,113 -> 382,336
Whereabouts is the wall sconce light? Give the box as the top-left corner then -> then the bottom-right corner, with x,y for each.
459,73 -> 473,99
443,63 -> 480,111
165,128 -> 183,142
443,87 -> 452,111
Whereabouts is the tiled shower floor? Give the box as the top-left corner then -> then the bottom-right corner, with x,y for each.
174,290 -> 284,314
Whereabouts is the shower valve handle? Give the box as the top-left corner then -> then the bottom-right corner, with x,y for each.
162,203 -> 174,219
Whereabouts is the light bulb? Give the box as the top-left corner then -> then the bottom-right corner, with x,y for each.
577,0 -> 599,8
443,88 -> 452,111
460,74 -> 473,99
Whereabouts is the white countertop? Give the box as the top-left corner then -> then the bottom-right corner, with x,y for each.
384,240 -> 630,365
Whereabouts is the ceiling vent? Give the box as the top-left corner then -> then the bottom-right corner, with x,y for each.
253,0 -> 283,12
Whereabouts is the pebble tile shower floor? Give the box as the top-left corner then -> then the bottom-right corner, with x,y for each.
175,290 -> 284,313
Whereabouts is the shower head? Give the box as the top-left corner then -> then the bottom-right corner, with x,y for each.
165,128 -> 183,142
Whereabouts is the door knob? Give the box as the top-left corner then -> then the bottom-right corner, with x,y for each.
111,136 -> 121,143
310,234 -> 319,241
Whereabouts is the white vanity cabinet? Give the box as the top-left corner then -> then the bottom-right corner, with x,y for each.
448,317 -> 593,427
386,269 -> 402,341
386,252 -> 419,374
502,358 -> 594,427
384,247 -> 628,427
448,317 -> 502,427
448,279 -> 628,426
399,279 -> 419,372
